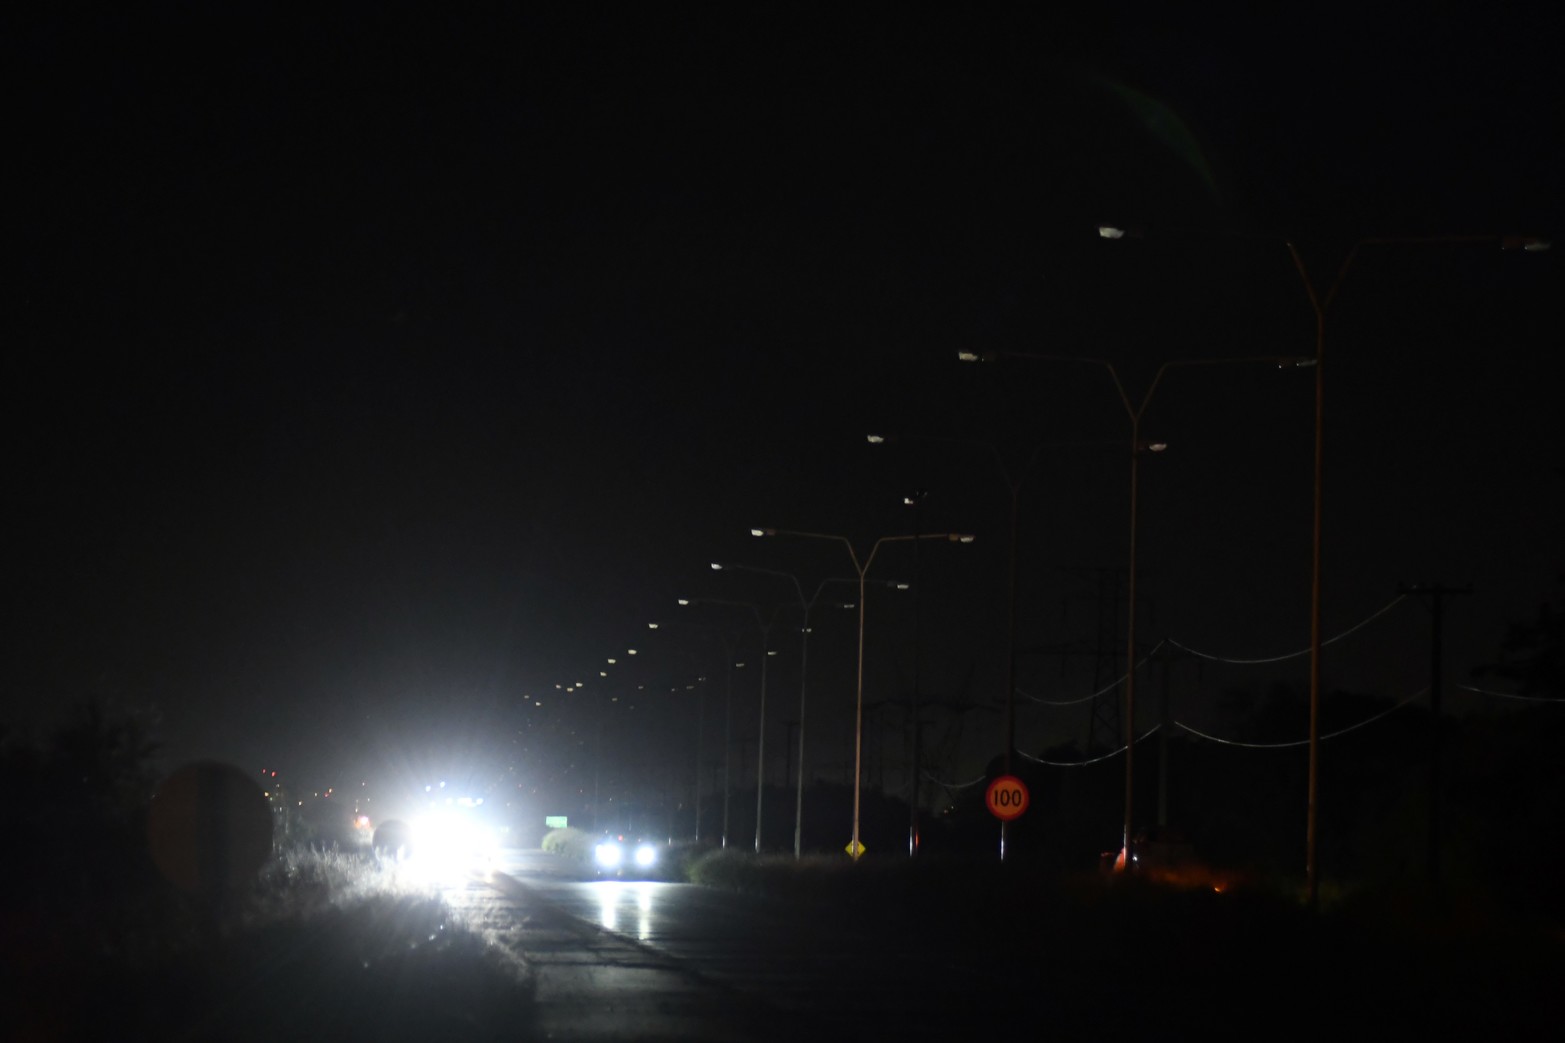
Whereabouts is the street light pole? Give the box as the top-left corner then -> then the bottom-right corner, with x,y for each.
962,350 -> 1308,869
868,432 -> 1076,860
679,594 -> 788,853
724,655 -> 738,847
905,489 -> 927,858
1280,233 -> 1546,907
711,563 -> 861,858
1099,224 -> 1549,899
635,632 -> 701,841
753,528 -> 975,861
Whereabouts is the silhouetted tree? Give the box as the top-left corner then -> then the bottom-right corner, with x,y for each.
1476,571 -> 1565,697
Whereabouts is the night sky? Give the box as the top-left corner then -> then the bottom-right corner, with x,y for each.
7,9 -> 1562,824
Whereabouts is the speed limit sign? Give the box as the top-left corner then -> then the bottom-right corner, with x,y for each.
985,774 -> 1029,821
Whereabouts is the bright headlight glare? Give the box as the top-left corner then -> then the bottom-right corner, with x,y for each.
634,843 -> 658,867
595,842 -> 623,868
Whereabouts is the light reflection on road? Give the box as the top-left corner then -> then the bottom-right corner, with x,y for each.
463,849 -> 1011,1039
592,880 -> 664,940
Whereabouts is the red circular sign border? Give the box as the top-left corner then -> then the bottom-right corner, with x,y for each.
985,774 -> 1030,821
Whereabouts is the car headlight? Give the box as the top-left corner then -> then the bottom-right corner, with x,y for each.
595,841 -> 623,868
634,843 -> 657,868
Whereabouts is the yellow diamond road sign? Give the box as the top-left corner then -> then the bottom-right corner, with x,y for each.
845,839 -> 866,857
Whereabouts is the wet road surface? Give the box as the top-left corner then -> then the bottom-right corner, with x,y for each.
437,848 -> 1018,1041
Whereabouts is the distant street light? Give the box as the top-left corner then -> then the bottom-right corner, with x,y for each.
641,618 -> 737,845
867,430 -> 1112,860
678,594 -> 790,854
753,528 -> 976,860
712,562 -> 881,857
960,350 -> 1309,870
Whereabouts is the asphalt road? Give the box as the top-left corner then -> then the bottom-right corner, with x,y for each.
437,848 -> 1026,1042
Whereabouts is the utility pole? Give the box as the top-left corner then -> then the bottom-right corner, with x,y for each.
907,489 -> 927,858
1157,645 -> 1177,829
1397,581 -> 1471,886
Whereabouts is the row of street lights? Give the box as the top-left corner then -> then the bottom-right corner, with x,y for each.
748,530 -> 976,861
583,227 -> 1547,890
659,563 -> 919,858
1053,227 -> 1542,900
878,228 -> 1545,886
703,565 -> 867,857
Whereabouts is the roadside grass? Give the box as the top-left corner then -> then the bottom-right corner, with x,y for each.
683,849 -> 1560,1032
20,847 -> 536,1043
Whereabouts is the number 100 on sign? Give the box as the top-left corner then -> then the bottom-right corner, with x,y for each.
985,775 -> 1029,821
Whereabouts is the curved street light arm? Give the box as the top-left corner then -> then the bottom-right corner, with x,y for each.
757,526 -> 975,859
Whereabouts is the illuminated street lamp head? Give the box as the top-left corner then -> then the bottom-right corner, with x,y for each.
751,528 -> 775,537
677,598 -> 690,606
710,562 -> 723,570
1146,442 -> 1169,453
951,534 -> 977,543
956,350 -> 996,363
1098,225 -> 1126,239
647,622 -> 659,629
627,649 -> 637,655
866,434 -> 886,444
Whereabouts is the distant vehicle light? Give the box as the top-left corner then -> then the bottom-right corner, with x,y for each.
595,841 -> 624,868
634,843 -> 658,868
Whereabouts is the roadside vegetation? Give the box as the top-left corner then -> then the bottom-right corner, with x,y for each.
3,702 -> 534,1042
680,847 -> 1559,1033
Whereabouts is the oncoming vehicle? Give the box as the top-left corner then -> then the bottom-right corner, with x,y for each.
372,794 -> 500,883
593,833 -> 662,878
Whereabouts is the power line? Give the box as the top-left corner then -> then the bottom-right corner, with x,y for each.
1014,596 -> 1411,711
1016,641 -> 1166,707
921,769 -> 987,790
1166,595 -> 1408,665
1457,683 -> 1565,704
1016,724 -> 1162,767
1173,688 -> 1425,749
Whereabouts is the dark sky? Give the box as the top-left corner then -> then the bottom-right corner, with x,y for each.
6,8 -> 1562,817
